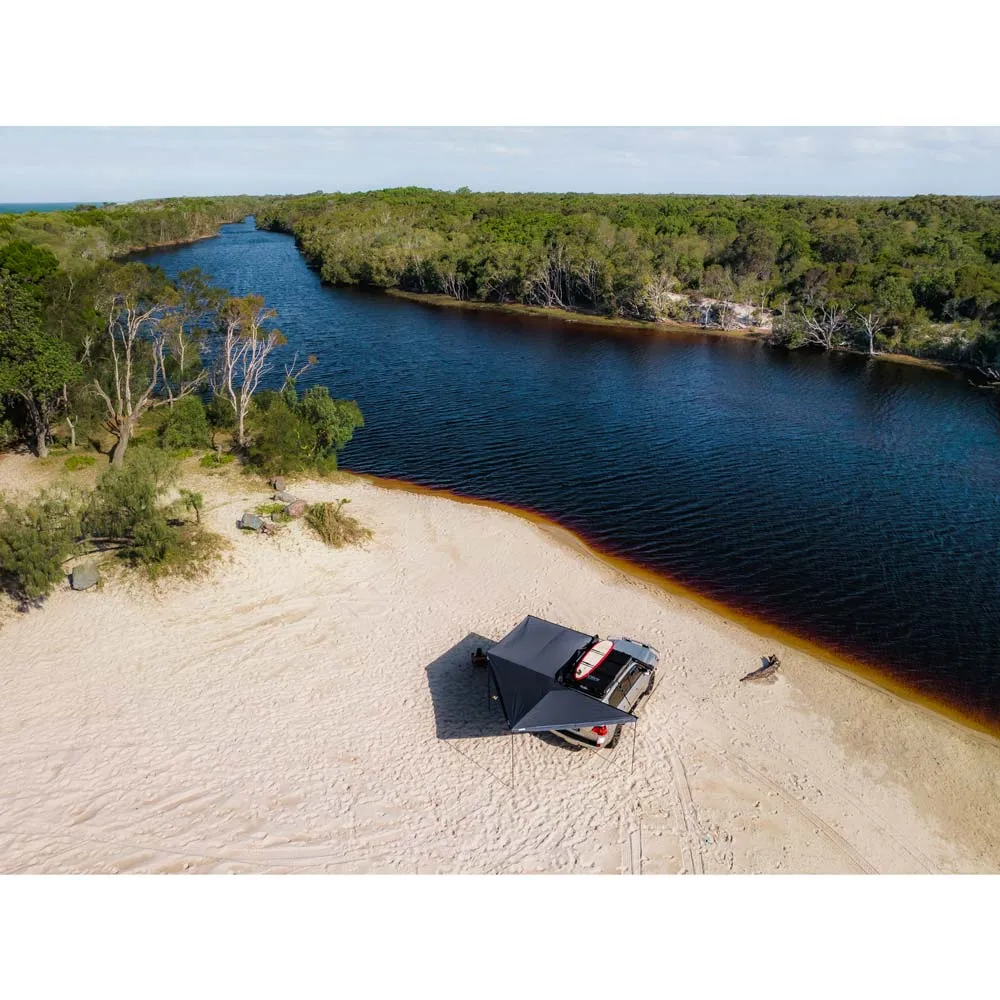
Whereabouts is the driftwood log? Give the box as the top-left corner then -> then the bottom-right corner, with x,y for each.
739,654 -> 780,683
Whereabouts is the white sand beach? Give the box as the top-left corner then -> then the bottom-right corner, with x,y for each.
1,454 -> 998,874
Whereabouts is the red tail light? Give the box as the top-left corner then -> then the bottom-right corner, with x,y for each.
592,726 -> 608,736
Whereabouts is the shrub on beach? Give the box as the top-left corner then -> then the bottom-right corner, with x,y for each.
0,490 -> 80,603
143,521 -> 228,581
83,448 -> 224,578
84,447 -> 179,547
296,385 -> 364,459
178,489 -> 204,524
0,437 -> 230,607
245,385 -> 363,477
304,498 -> 372,548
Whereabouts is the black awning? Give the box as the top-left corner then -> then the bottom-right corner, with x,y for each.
487,615 -> 638,733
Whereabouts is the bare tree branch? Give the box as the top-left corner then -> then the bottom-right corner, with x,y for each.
853,308 -> 884,356
213,295 -> 286,449
93,269 -> 204,465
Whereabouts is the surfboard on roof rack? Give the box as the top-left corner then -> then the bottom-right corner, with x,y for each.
574,639 -> 614,681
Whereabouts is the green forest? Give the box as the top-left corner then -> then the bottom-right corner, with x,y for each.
0,197 -> 365,598
257,188 -> 1000,365
6,185 -> 1000,470
0,196 -> 265,269
1,195 -> 268,458
4,186 -> 1000,600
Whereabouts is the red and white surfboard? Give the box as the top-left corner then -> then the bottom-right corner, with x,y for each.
574,640 -> 613,681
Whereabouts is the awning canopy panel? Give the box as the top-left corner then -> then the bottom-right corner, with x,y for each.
487,615 -> 638,734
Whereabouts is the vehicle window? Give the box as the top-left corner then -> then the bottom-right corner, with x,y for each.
620,678 -> 635,710
619,668 -> 642,709
608,681 -> 626,708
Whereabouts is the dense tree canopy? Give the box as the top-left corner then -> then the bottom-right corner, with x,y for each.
0,271 -> 81,456
0,196 -> 268,271
8,184 -> 1000,464
1,196 -> 364,469
246,383 -> 364,476
257,188 -> 1000,364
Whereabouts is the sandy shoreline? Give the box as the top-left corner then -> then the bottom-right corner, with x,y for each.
1,455 -> 998,873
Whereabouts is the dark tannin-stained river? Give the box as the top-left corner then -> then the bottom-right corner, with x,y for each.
137,219 -> 1000,731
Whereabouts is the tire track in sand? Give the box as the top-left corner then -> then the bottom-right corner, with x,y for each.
661,731 -> 705,875
696,737 -> 878,874
721,731 -> 939,873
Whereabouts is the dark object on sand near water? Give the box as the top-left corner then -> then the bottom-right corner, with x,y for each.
740,654 -> 780,682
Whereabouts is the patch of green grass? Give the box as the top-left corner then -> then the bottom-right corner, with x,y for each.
64,454 -> 97,471
255,502 -> 286,515
255,501 -> 291,522
199,451 -> 235,469
304,499 -> 373,548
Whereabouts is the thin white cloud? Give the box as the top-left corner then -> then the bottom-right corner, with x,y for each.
2,127 -> 1000,200
486,144 -> 530,156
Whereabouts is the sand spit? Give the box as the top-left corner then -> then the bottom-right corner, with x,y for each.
0,456 -> 997,873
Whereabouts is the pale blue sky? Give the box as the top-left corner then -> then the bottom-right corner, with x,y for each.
2,127 -> 999,202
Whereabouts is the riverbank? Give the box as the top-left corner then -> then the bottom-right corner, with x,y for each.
1,454 -> 996,873
131,218 -> 956,376
120,229 -> 224,255
385,288 -> 957,373
364,474 -> 1000,741
385,288 -> 761,339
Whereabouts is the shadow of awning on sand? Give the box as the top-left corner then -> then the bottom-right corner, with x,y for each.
425,632 -> 512,740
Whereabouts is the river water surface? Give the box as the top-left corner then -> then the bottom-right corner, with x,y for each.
137,219 -> 1000,731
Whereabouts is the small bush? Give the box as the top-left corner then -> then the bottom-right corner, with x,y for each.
0,490 -> 81,603
254,501 -> 291,523
131,515 -> 173,565
158,396 -> 211,451
304,498 -> 372,548
255,502 -> 288,516
199,451 -> 235,468
82,450 -> 225,579
205,395 -> 236,431
64,454 -> 97,471
143,523 -> 229,582
297,386 -> 364,457
83,448 -> 179,566
179,489 -> 203,524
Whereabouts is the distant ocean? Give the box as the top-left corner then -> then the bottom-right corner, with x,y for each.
0,202 -> 102,214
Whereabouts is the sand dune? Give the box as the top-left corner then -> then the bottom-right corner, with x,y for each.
1,456 -> 997,873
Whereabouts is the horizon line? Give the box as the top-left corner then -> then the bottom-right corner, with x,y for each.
5,189 -> 1000,206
